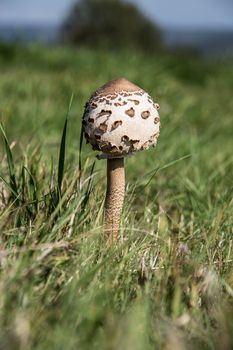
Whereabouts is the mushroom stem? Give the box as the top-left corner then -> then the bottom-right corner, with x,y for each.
104,158 -> 125,242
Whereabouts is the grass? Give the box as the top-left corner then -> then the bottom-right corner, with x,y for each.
0,43 -> 233,349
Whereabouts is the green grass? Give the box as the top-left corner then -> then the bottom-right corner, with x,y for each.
0,43 -> 232,349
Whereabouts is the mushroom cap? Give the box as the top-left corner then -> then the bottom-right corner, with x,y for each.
82,78 -> 160,158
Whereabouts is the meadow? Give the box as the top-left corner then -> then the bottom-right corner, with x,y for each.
0,43 -> 232,349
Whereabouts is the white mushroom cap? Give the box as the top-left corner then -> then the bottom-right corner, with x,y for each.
82,78 -> 160,158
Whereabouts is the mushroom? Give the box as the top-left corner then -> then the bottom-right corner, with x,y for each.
82,78 -> 160,242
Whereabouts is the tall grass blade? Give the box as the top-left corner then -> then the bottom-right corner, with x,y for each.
0,123 -> 19,202
56,94 -> 73,203
78,123 -> 84,184
57,118 -> 68,198
21,164 -> 26,203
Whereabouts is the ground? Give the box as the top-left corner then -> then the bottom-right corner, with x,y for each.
0,44 -> 232,349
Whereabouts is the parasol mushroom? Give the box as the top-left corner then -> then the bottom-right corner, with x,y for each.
82,78 -> 160,242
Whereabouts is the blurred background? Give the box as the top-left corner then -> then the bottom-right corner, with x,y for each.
0,0 -> 233,56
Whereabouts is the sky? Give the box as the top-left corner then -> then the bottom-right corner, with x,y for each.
0,0 -> 233,30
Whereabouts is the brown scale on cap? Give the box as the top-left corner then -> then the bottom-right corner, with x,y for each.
154,116 -> 160,124
135,91 -> 144,96
130,140 -> 140,150
149,133 -> 159,143
100,141 -> 112,152
114,101 -> 127,107
111,120 -> 122,131
94,134 -> 102,141
109,95 -> 117,100
140,141 -> 150,150
121,135 -> 129,142
120,92 -> 129,97
111,145 -> 119,153
141,111 -> 150,119
88,117 -> 95,123
121,135 -> 140,151
99,122 -> 108,132
121,135 -> 131,148
98,110 -> 112,118
131,140 -> 140,150
128,99 -> 140,105
125,107 -> 135,117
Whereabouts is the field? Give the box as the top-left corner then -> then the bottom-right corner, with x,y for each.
0,44 -> 233,349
